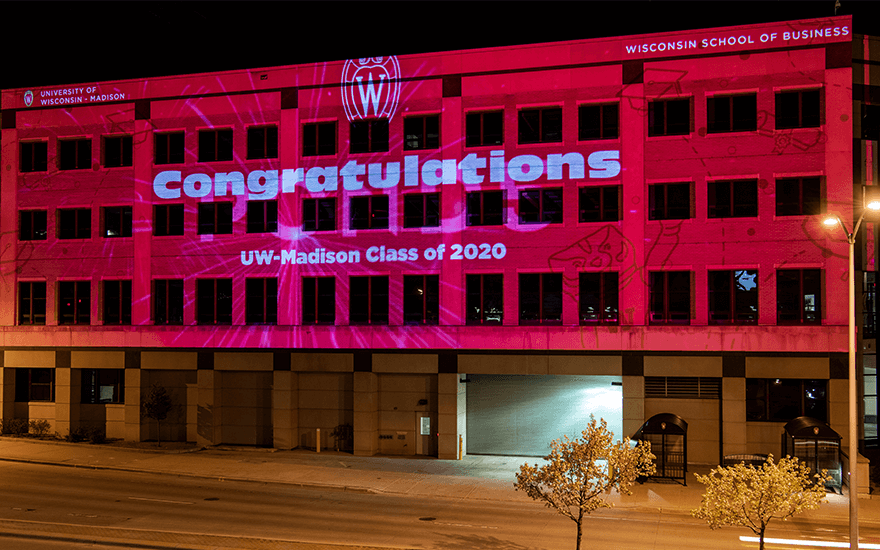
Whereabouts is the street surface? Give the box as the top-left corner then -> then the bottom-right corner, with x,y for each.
0,462 -> 877,550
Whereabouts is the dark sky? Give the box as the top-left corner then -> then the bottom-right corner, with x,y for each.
3,1 -> 880,91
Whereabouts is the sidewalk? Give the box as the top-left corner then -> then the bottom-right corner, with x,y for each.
0,436 -> 876,525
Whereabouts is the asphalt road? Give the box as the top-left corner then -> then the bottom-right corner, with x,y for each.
0,461 -> 876,550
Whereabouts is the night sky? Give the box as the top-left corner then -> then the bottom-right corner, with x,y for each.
2,1 -> 880,91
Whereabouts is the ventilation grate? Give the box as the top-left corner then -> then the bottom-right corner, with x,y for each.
645,376 -> 721,399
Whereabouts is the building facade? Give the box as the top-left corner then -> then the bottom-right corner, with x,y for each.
0,16 -> 872,473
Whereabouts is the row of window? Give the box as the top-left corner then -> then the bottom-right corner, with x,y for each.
17,177 -> 821,241
16,269 -> 819,327
17,90 -> 820,172
11,367 -> 829,425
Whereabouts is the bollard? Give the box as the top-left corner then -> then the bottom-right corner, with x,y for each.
459,434 -> 463,460
317,428 -> 320,453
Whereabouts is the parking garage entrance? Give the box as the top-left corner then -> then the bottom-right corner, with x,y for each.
465,374 -> 623,456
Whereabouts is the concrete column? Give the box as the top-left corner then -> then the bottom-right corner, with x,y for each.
272,371 -> 299,449
437,373 -> 460,459
54,367 -> 79,437
0,363 -> 14,422
196,370 -> 221,446
124,368 -> 143,441
353,372 -> 378,456
722,377 -> 747,456
622,375 -> 644,439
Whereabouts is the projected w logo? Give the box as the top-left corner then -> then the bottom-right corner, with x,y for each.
342,56 -> 401,122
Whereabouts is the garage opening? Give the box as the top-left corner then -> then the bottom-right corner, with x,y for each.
465,374 -> 622,456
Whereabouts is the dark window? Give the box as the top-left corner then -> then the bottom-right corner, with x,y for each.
18,282 -> 46,326
103,135 -> 133,167
303,122 -> 336,156
59,138 -> 91,170
649,271 -> 690,325
404,115 -> 440,150
519,188 -> 563,224
302,277 -> 335,325
518,107 -> 562,144
197,202 -> 233,235
350,195 -> 389,230
403,275 -> 439,325
578,104 -> 619,140
350,120 -> 389,153
59,281 -> 90,325
20,141 -> 47,172
247,200 -> 278,233
403,193 -> 440,228
153,279 -> 183,325
466,274 -> 503,325
707,94 -> 757,133
578,186 -> 620,222
154,204 -> 184,236
777,269 -> 821,325
466,111 -> 503,147
466,191 -> 505,226
81,369 -> 124,404
19,210 -> 47,241
776,177 -> 821,216
709,270 -> 758,325
746,379 -> 827,422
862,104 -> 880,141
103,206 -> 133,238
246,126 -> 278,159
648,183 -> 690,220
198,129 -> 233,162
103,280 -> 132,325
303,198 -> 336,231
349,276 -> 388,325
579,272 -> 619,325
58,208 -> 91,239
155,132 -> 185,165
246,278 -> 277,325
519,273 -> 562,325
197,279 -> 232,325
15,368 -> 54,402
648,98 -> 690,136
776,89 -> 821,129
707,180 -> 758,218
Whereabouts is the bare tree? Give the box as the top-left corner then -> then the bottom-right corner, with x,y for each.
692,454 -> 830,550
514,416 -> 656,550
141,383 -> 174,447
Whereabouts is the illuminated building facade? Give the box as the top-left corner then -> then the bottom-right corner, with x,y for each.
0,16 -> 874,477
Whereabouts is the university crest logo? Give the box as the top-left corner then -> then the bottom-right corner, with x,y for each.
23,90 -> 33,107
341,56 -> 401,123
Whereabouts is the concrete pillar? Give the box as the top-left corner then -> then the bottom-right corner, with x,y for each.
54,367 -> 79,437
437,373 -> 460,459
0,363 -> 14,422
353,372 -> 378,456
722,377 -> 747,457
124,368 -> 143,441
622,375 -> 644,439
273,371 -> 299,449
196,370 -> 221,446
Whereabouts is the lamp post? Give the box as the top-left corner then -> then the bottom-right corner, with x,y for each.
824,185 -> 880,549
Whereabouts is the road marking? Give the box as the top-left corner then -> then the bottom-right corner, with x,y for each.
740,536 -> 880,548
128,496 -> 194,505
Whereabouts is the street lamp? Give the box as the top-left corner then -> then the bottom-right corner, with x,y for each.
823,185 -> 880,549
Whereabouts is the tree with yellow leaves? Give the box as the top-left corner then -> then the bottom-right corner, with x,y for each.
692,454 -> 830,550
514,416 -> 656,550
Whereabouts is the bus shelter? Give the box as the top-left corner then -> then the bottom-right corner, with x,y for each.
633,413 -> 688,485
781,416 -> 842,493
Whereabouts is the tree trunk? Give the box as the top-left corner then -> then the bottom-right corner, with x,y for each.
759,526 -> 765,550
576,520 -> 582,550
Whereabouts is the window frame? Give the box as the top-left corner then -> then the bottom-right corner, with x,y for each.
708,270 -> 758,325
196,278 -> 233,325
648,98 -> 691,137
649,271 -> 691,325
58,280 -> 91,325
19,210 -> 48,241
81,369 -> 125,404
302,276 -> 336,325
303,198 -> 337,232
579,272 -> 619,325
153,279 -> 184,325
776,269 -> 822,325
102,135 -> 133,168
349,119 -> 389,154
403,114 -> 440,151
246,200 -> 278,234
15,368 -> 55,402
706,94 -> 758,133
465,111 -> 503,147
775,177 -> 822,217
20,141 -> 48,172
518,187 -> 563,225
648,182 -> 691,220
302,121 -> 337,157
58,137 -> 92,170
517,106 -> 563,144
246,125 -> 278,160
403,193 -> 440,229
578,103 -> 619,140
578,185 -> 620,223
466,274 -> 503,325
775,89 -> 821,130
18,281 -> 46,326
102,206 -> 133,238
349,275 -> 389,325
155,131 -> 185,165
707,179 -> 758,219
197,202 -> 233,235
103,279 -> 132,325
58,208 -> 92,240
746,378 -> 827,422
153,204 -> 185,236
518,272 -> 563,325
197,128 -> 233,163
350,195 -> 389,230
466,190 -> 505,227
245,277 -> 278,325
403,274 -> 440,325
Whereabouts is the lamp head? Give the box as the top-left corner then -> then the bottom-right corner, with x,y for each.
823,216 -> 840,227
865,185 -> 880,211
